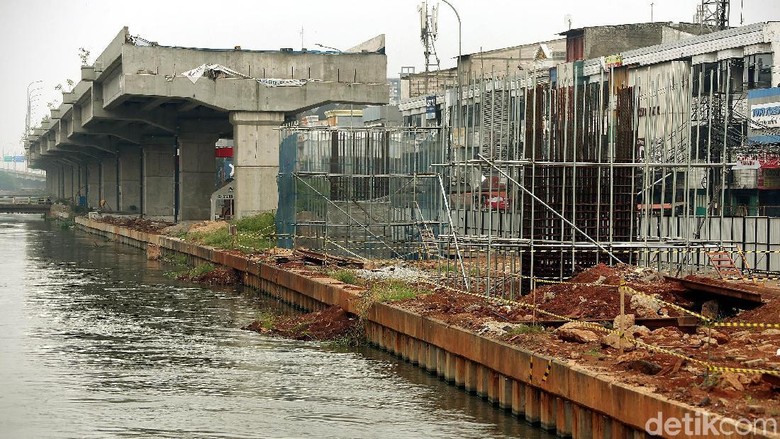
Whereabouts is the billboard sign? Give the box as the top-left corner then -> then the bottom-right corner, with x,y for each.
751,102 -> 780,128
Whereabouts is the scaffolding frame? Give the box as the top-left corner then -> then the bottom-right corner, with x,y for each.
279,58 -> 777,295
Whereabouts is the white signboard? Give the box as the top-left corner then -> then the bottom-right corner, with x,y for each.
751,102 -> 780,128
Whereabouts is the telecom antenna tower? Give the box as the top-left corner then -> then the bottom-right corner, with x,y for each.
694,0 -> 730,30
419,1 -> 440,72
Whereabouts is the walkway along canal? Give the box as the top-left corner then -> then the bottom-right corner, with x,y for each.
0,214 -> 553,438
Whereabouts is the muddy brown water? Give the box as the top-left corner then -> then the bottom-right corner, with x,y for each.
0,215 -> 555,438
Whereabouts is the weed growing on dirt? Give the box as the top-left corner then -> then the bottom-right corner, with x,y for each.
188,263 -> 215,278
583,348 -> 602,358
234,212 -> 275,234
372,280 -> 428,303
326,324 -> 366,349
254,310 -> 278,331
163,270 -> 183,279
507,324 -> 545,335
330,269 -> 359,285
59,218 -> 75,229
162,252 -> 188,266
185,213 -> 276,253
699,371 -> 721,391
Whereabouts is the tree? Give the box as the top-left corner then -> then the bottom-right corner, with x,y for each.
78,47 -> 91,66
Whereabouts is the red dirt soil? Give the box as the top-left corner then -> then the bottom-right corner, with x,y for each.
178,266 -> 239,286
98,216 -> 172,233
243,306 -> 359,341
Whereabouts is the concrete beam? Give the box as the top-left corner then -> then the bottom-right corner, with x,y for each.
70,122 -> 142,145
121,75 -> 388,113
81,84 -> 177,133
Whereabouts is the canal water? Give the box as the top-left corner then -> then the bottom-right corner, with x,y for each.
0,215 -> 554,438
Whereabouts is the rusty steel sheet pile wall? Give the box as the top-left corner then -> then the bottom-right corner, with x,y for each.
74,217 -> 778,439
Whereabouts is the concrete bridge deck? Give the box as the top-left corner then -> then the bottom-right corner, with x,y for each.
25,27 -> 388,221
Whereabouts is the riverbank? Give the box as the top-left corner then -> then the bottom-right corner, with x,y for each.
75,216 -> 780,438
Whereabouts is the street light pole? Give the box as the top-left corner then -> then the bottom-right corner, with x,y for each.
440,0 -> 461,152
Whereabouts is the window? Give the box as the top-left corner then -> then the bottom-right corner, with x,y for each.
745,54 -> 773,89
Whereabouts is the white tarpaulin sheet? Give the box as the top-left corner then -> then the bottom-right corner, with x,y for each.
181,64 -> 307,87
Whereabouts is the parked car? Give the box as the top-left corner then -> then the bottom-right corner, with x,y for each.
484,194 -> 510,210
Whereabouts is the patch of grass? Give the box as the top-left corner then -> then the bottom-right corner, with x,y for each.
326,324 -> 366,349
330,269 -> 359,285
189,227 -> 232,247
185,213 -> 277,253
507,324 -> 545,335
699,371 -> 721,391
162,252 -> 188,267
188,263 -> 215,278
371,280 -> 428,303
254,310 -> 278,331
583,348 -> 602,358
163,270 -> 183,279
234,212 -> 275,234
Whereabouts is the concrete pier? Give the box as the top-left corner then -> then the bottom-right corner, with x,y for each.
141,138 -> 175,219
100,155 -> 118,211
118,145 -> 141,213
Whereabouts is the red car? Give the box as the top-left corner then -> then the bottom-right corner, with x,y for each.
484,195 -> 510,210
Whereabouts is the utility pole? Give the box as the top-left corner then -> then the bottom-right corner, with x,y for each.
650,2 -> 654,22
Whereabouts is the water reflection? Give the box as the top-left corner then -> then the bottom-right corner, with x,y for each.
0,215 -> 553,438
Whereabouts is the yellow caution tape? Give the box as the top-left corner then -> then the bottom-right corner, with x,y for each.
712,321 -> 780,329
542,359 -> 552,383
618,284 -> 712,322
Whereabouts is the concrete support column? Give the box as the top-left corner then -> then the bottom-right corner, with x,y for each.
63,164 -> 74,202
86,160 -> 101,208
177,130 -> 219,221
229,111 -> 285,218
142,137 -> 175,220
45,166 -> 57,198
77,163 -> 87,206
57,164 -> 65,200
100,155 -> 119,212
118,145 -> 142,213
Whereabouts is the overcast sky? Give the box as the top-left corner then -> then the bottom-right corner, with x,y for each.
1,0 -> 779,156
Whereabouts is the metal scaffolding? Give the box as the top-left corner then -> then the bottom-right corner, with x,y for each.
279,58 -> 779,295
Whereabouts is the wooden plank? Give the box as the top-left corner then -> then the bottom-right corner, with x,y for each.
670,276 -> 764,304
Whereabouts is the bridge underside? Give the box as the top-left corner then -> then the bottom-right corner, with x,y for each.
26,27 -> 388,221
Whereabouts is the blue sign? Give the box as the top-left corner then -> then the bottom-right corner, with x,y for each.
2,155 -> 25,163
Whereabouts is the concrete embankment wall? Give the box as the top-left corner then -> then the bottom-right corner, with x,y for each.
75,217 -> 776,439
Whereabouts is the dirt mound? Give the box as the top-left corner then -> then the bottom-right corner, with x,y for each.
99,215 -> 172,233
516,264 -> 690,319
188,220 -> 229,235
178,266 -> 238,285
731,297 -> 780,323
244,306 -> 359,341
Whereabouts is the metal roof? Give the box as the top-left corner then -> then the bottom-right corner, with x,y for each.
583,22 -> 777,76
